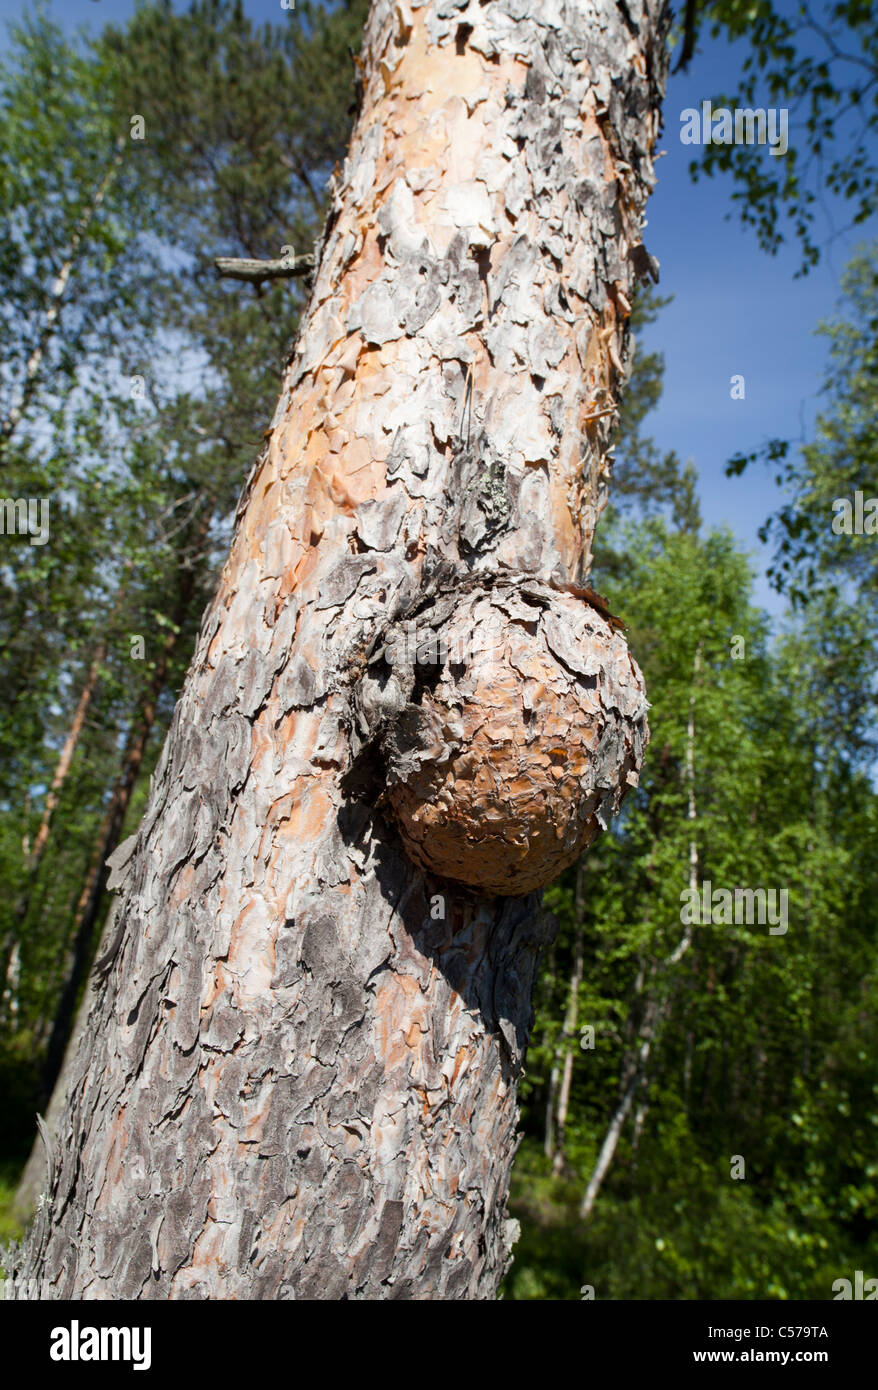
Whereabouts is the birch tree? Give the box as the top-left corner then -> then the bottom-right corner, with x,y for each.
11,0 -> 668,1299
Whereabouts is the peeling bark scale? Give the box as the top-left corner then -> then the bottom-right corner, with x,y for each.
12,0 -> 668,1299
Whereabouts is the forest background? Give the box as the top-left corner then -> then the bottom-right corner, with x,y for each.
0,0 -> 875,1300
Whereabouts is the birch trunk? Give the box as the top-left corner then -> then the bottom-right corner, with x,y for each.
579,643 -> 700,1218
11,0 -> 667,1300
544,858 -> 585,1165
0,655 -> 103,1032
2,586 -> 130,1025
38,626 -> 178,1099
552,860 -> 586,1174
0,137 -> 126,447
25,575 -> 133,880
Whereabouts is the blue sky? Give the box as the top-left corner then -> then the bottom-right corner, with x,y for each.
2,0 -> 875,620
645,27 -> 875,617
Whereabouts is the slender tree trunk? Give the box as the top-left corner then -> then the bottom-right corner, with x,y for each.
0,940 -> 21,1025
0,136 -> 126,446
29,645 -> 107,869
538,936 -> 558,1154
580,998 -> 656,1219
544,1022 -> 562,1161
579,642 -> 701,1218
12,0 -> 667,1299
14,523 -> 211,1220
542,865 -> 586,1166
1,583 -> 132,1024
631,1096 -> 648,1155
37,642 -> 173,1104
21,792 -> 31,858
36,516 -> 212,1107
551,860 -> 586,1174
1,642 -> 106,1028
24,576 -> 131,882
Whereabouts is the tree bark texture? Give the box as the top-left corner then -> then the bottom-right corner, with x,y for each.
12,0 -> 668,1299
10,901 -> 124,1229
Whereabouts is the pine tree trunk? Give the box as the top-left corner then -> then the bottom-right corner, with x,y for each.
29,644 -> 107,871
11,0 -> 667,1299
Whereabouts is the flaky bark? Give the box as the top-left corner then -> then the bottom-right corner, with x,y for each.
12,0 -> 668,1299
10,908 -> 116,1228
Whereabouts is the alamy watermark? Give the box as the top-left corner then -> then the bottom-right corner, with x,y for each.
832,491 -> 878,535
680,101 -> 789,156
832,1270 -> 877,1299
1,497 -> 49,546
680,880 -> 789,935
381,620 -> 499,672
50,1319 -> 152,1370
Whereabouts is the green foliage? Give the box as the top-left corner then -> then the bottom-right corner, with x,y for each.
507,1133 -> 871,1300
601,286 -> 702,537
682,2 -> 878,273
0,1161 -> 27,1246
504,513 -> 878,1299
0,4 -> 158,423
727,242 -> 878,614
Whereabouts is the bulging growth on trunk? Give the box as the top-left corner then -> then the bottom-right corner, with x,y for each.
11,0 -> 668,1301
355,574 -> 648,895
